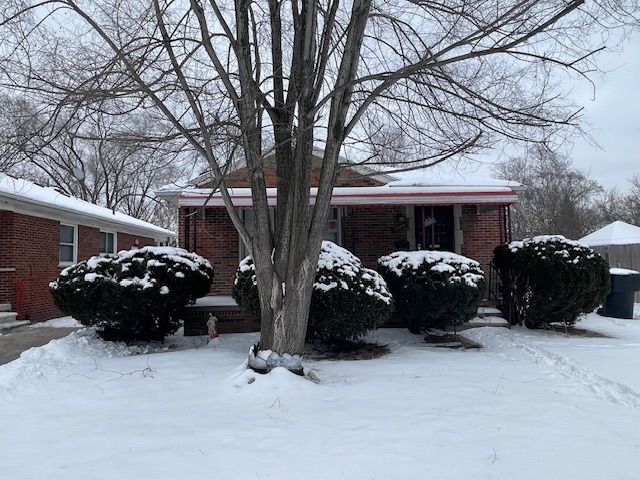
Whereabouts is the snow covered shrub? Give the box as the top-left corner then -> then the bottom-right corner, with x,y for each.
378,251 -> 485,332
493,235 -> 610,329
50,247 -> 213,341
232,241 -> 393,344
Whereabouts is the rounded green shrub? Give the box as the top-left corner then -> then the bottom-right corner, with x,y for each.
378,250 -> 485,332
493,235 -> 610,329
50,247 -> 213,341
232,241 -> 393,345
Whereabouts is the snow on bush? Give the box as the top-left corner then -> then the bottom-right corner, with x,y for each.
493,235 -> 610,329
50,247 -> 213,342
378,250 -> 485,332
233,241 -> 393,344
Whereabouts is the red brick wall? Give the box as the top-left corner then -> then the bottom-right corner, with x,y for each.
117,232 -> 155,252
78,225 -> 100,261
198,163 -> 384,188
0,210 -> 158,322
0,212 -> 61,321
0,210 -> 16,313
342,205 -> 409,267
179,205 -> 411,294
180,207 -> 240,295
177,204 -> 507,293
175,203 -> 508,332
460,205 -> 505,271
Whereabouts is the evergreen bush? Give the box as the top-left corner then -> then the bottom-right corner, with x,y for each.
378,250 -> 485,332
50,247 -> 213,341
232,241 -> 393,344
493,235 -> 610,328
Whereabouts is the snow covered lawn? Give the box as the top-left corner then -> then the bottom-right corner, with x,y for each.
2,313 -> 640,479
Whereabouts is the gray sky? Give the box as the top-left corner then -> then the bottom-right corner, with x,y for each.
571,34 -> 640,190
471,34 -> 640,191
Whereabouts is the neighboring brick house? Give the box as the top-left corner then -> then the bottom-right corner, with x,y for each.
0,175 -> 176,323
157,150 -> 525,334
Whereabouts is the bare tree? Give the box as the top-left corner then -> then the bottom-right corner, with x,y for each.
624,175 -> 640,225
2,0 -> 639,372
0,97 -> 187,228
494,146 -> 602,239
596,175 -> 640,227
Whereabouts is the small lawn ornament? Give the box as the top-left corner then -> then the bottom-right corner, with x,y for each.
207,314 -> 219,339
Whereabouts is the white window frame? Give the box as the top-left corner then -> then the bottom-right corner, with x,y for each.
99,230 -> 117,255
59,223 -> 78,266
323,206 -> 343,245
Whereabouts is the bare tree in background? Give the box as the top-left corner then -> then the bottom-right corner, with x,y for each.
495,146 -> 602,239
2,0 -> 639,372
0,96 -> 186,228
596,175 -> 640,227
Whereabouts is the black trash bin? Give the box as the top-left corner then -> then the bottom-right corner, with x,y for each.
599,268 -> 640,319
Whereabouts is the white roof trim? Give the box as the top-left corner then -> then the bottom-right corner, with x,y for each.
173,186 -> 519,207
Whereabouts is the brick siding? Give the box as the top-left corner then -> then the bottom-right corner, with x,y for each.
0,210 -> 156,322
460,205 -> 505,272
178,203 -> 506,333
341,205 -> 411,268
117,232 -> 156,252
179,204 -> 505,292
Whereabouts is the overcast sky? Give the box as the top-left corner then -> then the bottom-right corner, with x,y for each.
472,34 -> 640,191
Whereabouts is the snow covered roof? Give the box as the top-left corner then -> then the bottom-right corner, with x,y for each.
165,185 -> 520,207
0,175 -> 176,240
387,169 -> 526,190
158,156 -> 524,205
580,221 -> 640,247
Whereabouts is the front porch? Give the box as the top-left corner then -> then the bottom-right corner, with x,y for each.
182,296 -> 509,336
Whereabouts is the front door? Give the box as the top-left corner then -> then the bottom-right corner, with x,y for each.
414,206 -> 454,251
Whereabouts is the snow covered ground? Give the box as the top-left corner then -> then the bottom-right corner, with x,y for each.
1,312 -> 640,479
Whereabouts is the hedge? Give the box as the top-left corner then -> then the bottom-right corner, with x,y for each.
233,241 -> 393,344
378,250 -> 485,332
493,235 -> 610,328
50,247 -> 213,341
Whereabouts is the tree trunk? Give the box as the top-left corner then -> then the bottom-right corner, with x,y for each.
249,236 -> 322,375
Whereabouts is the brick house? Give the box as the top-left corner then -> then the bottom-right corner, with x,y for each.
0,175 -> 176,324
157,151 -> 525,334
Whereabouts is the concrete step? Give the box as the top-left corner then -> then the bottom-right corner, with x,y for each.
0,303 -> 11,312
0,320 -> 30,333
0,311 -> 18,324
477,306 -> 503,318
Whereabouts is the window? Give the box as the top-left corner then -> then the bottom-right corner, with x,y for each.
59,224 -> 77,265
100,231 -> 116,255
239,209 -> 257,259
323,207 -> 342,245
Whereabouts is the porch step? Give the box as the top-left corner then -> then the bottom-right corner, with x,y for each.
477,306 -> 503,318
0,303 -> 11,312
0,320 -> 30,333
0,311 -> 18,324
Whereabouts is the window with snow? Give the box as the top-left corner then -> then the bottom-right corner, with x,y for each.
59,224 -> 77,265
100,231 -> 116,255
